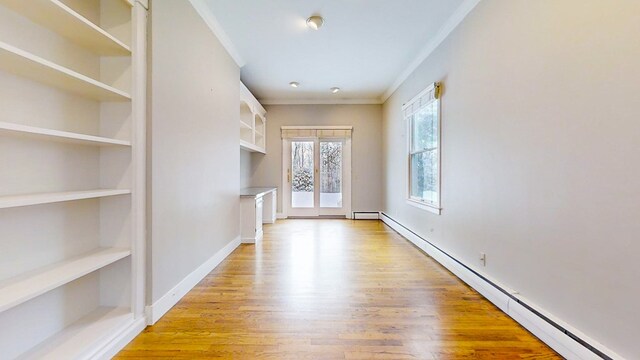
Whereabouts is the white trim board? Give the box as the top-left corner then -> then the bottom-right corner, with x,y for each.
242,229 -> 263,244
93,317 -> 146,360
260,98 -> 383,105
353,212 -> 380,220
381,0 -> 482,102
379,212 -> 623,360
276,213 -> 287,219
188,0 -> 245,67
135,0 -> 148,10
281,125 -> 353,130
145,236 -> 241,325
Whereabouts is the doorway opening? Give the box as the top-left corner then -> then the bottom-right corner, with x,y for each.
282,127 -> 352,218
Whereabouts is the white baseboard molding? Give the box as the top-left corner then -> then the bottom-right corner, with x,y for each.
94,317 -> 146,360
353,211 -> 380,220
242,229 -> 263,244
379,212 -> 622,360
145,236 -> 241,325
276,212 -> 287,219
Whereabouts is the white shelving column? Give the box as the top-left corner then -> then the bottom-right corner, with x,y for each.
0,0 -> 147,358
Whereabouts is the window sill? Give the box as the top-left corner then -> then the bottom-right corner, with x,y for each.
406,199 -> 441,215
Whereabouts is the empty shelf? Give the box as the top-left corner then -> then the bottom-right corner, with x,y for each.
240,139 -> 265,154
17,306 -> 133,359
0,121 -> 131,146
0,248 -> 131,313
0,41 -> 131,101
0,189 -> 131,209
0,0 -> 130,56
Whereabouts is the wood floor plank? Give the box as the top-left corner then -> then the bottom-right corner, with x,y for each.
116,219 -> 559,359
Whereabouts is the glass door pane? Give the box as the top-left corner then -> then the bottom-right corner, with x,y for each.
320,141 -> 343,208
291,141 -> 314,208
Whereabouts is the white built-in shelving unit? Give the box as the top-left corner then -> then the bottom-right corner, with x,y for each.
240,82 -> 267,154
0,0 -> 147,358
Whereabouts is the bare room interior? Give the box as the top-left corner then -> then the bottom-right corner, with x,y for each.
0,0 -> 637,359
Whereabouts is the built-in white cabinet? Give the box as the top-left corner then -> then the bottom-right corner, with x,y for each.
0,0 -> 147,358
240,82 -> 267,154
240,188 -> 277,243
255,196 -> 264,239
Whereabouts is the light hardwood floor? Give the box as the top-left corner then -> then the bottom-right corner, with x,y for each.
117,219 -> 559,359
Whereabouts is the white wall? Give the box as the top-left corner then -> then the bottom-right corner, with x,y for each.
382,1 -> 639,358
149,0 -> 240,303
239,150 -> 253,189
250,104 -> 383,213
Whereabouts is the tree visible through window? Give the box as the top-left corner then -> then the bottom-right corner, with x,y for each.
320,141 -> 342,208
320,142 -> 342,193
292,141 -> 314,193
406,83 -> 441,211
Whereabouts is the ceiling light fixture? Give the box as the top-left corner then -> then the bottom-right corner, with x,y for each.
306,15 -> 324,30
289,82 -> 299,88
331,87 -> 340,94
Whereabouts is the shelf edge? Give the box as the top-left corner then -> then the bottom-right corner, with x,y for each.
0,189 -> 132,209
0,121 -> 131,146
0,41 -> 131,101
0,248 -> 131,313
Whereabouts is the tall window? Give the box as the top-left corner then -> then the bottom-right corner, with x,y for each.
404,83 -> 441,213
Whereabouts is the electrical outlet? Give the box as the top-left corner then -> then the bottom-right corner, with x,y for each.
480,252 -> 486,266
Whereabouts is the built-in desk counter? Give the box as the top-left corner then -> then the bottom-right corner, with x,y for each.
240,187 -> 277,199
240,187 -> 277,243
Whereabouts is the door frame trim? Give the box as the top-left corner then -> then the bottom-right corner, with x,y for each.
281,132 -> 352,219
283,138 -> 318,217
319,138 -> 351,217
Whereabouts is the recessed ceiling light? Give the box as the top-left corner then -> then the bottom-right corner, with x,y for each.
306,15 -> 324,30
331,87 -> 340,94
289,82 -> 299,88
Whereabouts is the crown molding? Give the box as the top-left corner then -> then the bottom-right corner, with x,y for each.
281,126 -> 353,130
260,98 -> 383,105
382,0 -> 482,102
189,0 -> 245,67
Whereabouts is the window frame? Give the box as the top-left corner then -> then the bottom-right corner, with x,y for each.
404,82 -> 442,215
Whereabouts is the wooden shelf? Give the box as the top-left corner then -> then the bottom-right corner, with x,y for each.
17,306 -> 132,359
0,121 -> 131,147
0,41 -> 131,101
240,121 -> 252,130
0,0 -> 130,56
0,189 -> 131,209
0,248 -> 131,313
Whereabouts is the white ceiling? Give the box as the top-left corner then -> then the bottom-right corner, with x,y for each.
202,0 -> 466,104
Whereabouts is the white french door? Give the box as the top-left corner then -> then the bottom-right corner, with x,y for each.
283,131 -> 351,218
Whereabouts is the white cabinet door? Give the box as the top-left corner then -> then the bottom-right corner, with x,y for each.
255,197 -> 264,237
262,190 -> 277,224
